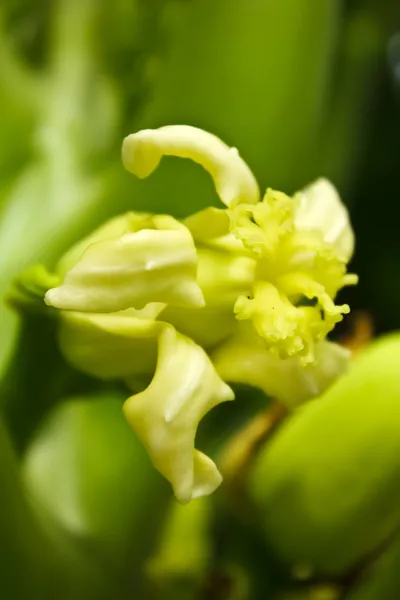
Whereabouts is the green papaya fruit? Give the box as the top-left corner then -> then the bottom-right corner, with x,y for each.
248,334 -> 400,577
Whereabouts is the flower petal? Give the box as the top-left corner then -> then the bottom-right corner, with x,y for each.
184,207 -> 231,241
294,178 -> 354,262
123,326 -> 234,503
56,212 -> 154,277
159,305 -> 236,349
59,309 -> 164,380
122,125 -> 260,208
45,215 -> 205,313
196,248 -> 255,308
212,326 -> 350,407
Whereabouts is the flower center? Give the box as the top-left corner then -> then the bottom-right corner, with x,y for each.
230,189 -> 357,364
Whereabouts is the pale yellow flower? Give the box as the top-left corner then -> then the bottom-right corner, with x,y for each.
39,125 -> 357,501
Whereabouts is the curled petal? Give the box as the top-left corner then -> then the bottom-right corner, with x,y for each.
123,326 -> 234,503
294,178 -> 354,262
45,215 -> 205,313
212,326 -> 350,407
122,125 -> 260,208
56,212 -> 154,277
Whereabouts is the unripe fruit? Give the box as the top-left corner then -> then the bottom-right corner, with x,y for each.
248,334 -> 400,576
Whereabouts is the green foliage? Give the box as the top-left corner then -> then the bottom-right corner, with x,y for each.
0,0 -> 399,598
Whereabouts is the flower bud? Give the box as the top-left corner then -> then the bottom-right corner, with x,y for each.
146,497 -> 212,596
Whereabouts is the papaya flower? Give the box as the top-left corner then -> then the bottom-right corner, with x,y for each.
24,126 -> 356,503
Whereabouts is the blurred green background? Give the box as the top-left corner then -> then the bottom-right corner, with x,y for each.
1,0 -> 400,599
